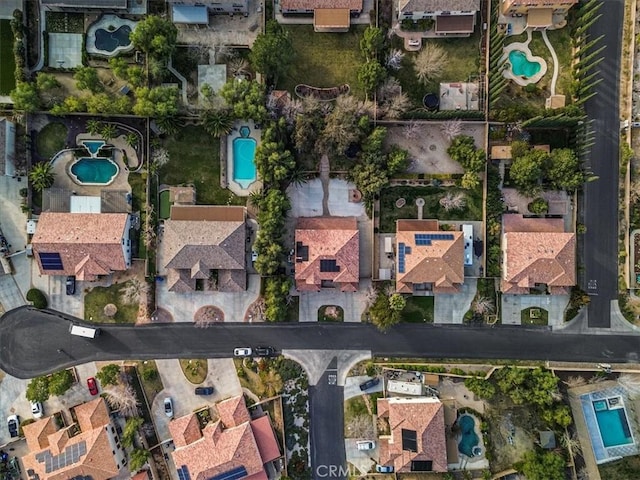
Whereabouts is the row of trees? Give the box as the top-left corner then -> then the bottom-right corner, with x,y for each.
26,369 -> 74,402
446,134 -> 486,190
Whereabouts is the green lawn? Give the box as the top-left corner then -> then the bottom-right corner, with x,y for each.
159,189 -> 171,219
521,307 -> 548,326
401,296 -> 434,323
318,305 -> 344,322
36,122 -> 68,160
0,20 -> 15,95
393,31 -> 481,107
160,126 -> 245,206
279,25 -> 366,98
285,296 -> 300,322
379,186 -> 483,233
84,281 -> 139,323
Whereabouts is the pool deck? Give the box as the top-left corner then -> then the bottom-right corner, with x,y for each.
225,120 -> 262,197
501,33 -> 548,87
448,413 -> 489,471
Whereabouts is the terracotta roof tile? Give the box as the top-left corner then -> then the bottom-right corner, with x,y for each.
399,0 -> 480,14
295,217 -> 359,292
169,413 -> 202,448
250,416 -> 281,463
32,213 -> 130,280
281,0 -> 362,11
217,396 -> 251,428
23,417 -> 58,452
376,397 -> 447,473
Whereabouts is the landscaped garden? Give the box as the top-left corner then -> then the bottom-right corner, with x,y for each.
160,125 -> 245,206
401,296 -> 434,323
0,20 -> 15,95
318,305 -> 344,322
84,280 -> 142,323
379,185 -> 483,233
45,12 -> 85,34
279,26 -> 366,98
465,278 -> 498,324
179,359 -> 207,384
36,122 -> 68,160
521,307 -> 549,326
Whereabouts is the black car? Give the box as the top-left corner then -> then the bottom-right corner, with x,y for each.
6,416 -> 18,438
195,386 -> 214,395
359,377 -> 380,392
254,346 -> 276,357
66,276 -> 76,295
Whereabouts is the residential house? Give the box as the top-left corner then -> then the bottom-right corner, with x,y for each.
0,117 -> 16,176
294,217 -> 359,292
167,0 -> 248,21
279,0 -> 363,32
395,220 -> 464,294
377,396 -> 448,473
501,0 -> 578,29
31,212 -> 133,280
169,396 -> 281,480
41,0 -> 128,11
397,0 -> 481,36
501,214 -> 576,294
22,398 -> 126,480
161,205 -> 247,293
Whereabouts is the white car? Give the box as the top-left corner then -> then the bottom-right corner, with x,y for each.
234,347 -> 253,357
251,251 -> 259,262
408,39 -> 421,47
30,401 -> 43,419
163,397 -> 173,418
356,440 -> 375,450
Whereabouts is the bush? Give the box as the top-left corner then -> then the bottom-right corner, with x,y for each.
26,288 -> 48,309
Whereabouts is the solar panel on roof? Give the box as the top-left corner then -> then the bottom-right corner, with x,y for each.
177,466 -> 192,480
398,243 -> 405,273
208,466 -> 248,480
39,252 -> 63,270
415,233 -> 454,245
411,460 -> 433,471
320,259 -> 340,272
402,428 -> 418,452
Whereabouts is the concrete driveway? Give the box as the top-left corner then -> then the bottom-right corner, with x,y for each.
152,359 -> 242,441
0,275 -> 25,312
288,179 -> 365,218
344,439 -> 378,475
285,350 -> 370,386
434,278 -> 477,324
344,376 -> 382,401
501,294 -> 570,326
298,279 -> 370,323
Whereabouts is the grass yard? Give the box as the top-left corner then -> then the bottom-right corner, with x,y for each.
318,305 -> 344,322
158,189 -> 171,219
84,280 -> 139,323
379,186 -> 483,233
393,31 -> 481,107
521,307 -> 548,326
135,360 -> 164,405
161,126 -> 245,206
45,12 -> 85,34
36,122 -> 68,160
401,296 -> 434,323
344,396 -> 369,436
179,359 -> 208,384
279,25 -> 366,98
285,296 -> 300,322
0,20 -> 15,95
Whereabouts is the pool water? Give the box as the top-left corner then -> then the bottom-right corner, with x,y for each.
593,401 -> 633,447
509,50 -> 542,78
233,137 -> 257,187
458,415 -> 480,457
95,25 -> 132,53
71,158 -> 118,184
81,140 -> 106,157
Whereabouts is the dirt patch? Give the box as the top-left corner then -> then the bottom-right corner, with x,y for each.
486,402 -> 536,472
194,305 -> 224,325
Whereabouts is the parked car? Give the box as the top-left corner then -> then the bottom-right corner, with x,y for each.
87,377 -> 99,396
408,39 -> 421,47
356,440 -> 375,450
6,415 -> 19,438
376,465 -> 394,473
359,377 -> 380,392
251,251 -> 259,262
195,386 -> 214,395
30,401 -> 43,419
164,397 -> 174,418
234,347 -> 252,357
66,276 -> 76,295
254,346 -> 276,357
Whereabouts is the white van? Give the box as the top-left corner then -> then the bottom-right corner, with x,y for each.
356,440 -> 375,450
69,325 -> 101,338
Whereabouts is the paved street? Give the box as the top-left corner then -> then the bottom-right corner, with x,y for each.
583,0 -> 623,327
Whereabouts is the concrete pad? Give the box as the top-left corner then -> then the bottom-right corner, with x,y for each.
327,179 -> 365,217
298,279 -> 370,323
0,374 -> 30,446
345,438 -> 378,475
344,375 -> 382,401
0,275 -> 25,311
284,350 -> 370,386
501,294 -> 570,326
287,179 -> 324,217
434,278 -> 477,324
0,1 -> 21,19
48,33 -> 83,69
198,64 -> 227,102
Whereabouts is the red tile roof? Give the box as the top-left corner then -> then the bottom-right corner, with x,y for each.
501,214 -> 575,294
32,212 -> 130,280
377,397 -> 447,473
281,0 -> 362,12
250,416 -> 281,463
169,396 -> 280,480
295,217 -> 359,292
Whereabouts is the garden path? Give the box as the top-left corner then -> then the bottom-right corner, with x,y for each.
541,29 -> 559,95
320,154 -> 330,216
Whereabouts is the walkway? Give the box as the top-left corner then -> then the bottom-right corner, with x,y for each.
434,279 -> 477,324
501,294 -> 569,327
167,59 -> 189,105
29,1 -> 46,73
541,29 -> 559,95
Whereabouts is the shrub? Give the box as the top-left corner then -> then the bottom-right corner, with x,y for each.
26,288 -> 47,309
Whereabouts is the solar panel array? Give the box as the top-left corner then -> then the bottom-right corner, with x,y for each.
401,428 -> 418,452
39,252 -> 63,270
415,233 -> 455,245
38,441 -> 87,473
177,465 -> 192,480
208,466 -> 248,480
320,259 -> 340,272
398,243 -> 407,273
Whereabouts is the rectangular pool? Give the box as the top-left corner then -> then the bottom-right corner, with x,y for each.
593,401 -> 633,447
232,137 -> 257,188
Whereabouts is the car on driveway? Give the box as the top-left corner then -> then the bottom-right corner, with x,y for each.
6,416 -> 19,438
66,276 -> 76,295
195,386 -> 214,395
376,465 -> 394,473
356,440 -> 375,450
30,401 -> 43,419
359,377 -> 380,391
408,39 -> 421,47
254,346 -> 276,357
251,251 -> 259,262
234,347 -> 252,357
87,377 -> 99,396
164,397 -> 174,418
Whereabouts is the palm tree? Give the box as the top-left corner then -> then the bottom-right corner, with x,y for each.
156,115 -> 181,136
100,123 -> 118,140
288,167 -> 308,187
29,162 -> 55,191
248,189 -> 265,209
125,132 -> 139,148
86,119 -> 102,136
201,108 -> 234,137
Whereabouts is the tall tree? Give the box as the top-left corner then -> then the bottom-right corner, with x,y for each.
518,451 -> 565,480
201,108 -> 234,137
414,42 -> 447,84
96,364 -> 121,387
357,61 -> 386,98
26,376 -> 50,403
219,80 -> 268,121
360,26 -> 385,61
48,370 -> 74,396
29,162 -> 55,190
249,20 -> 294,85
510,148 -> 548,195
74,66 -> 103,93
10,82 -> 40,112
129,15 -> 177,60
547,148 -> 585,191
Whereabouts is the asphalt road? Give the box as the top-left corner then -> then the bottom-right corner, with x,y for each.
583,0 -> 623,327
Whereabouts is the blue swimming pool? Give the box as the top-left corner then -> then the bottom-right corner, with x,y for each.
509,50 -> 542,78
233,137 -> 257,188
94,25 -> 132,53
81,140 -> 106,157
70,158 -> 119,185
458,415 -> 480,457
594,401 -> 633,447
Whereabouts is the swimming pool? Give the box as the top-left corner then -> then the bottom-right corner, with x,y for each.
232,136 -> 257,189
70,158 -> 119,185
593,400 -> 633,447
86,15 -> 138,56
95,25 -> 132,53
458,415 -> 480,457
508,50 -> 542,78
81,140 -> 106,157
